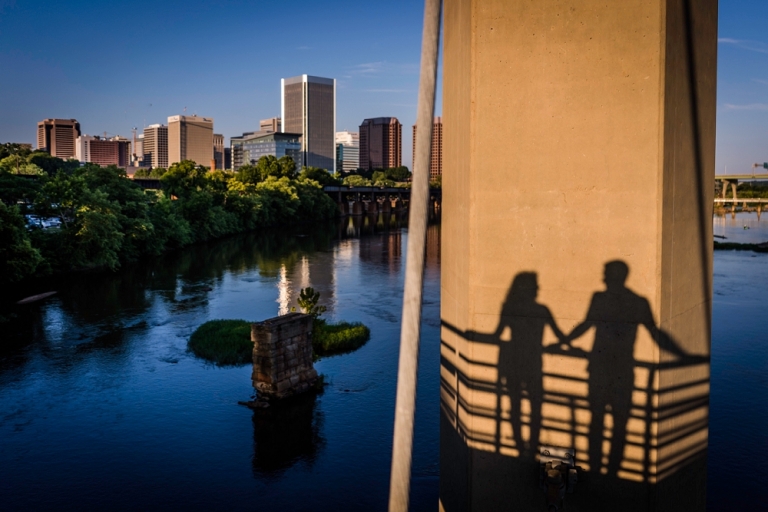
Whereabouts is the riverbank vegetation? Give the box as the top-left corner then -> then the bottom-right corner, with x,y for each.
0,151 -> 338,285
714,240 -> 768,252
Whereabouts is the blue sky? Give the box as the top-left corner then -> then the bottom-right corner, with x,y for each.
0,0 -> 765,171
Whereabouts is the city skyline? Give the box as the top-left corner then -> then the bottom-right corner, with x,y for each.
1,1 -> 767,172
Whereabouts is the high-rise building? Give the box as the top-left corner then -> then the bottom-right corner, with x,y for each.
75,135 -> 131,167
359,117 -> 402,170
133,134 -> 145,167
167,115 -> 214,166
335,131 -> 360,173
281,75 -> 336,171
142,124 -> 168,169
260,117 -> 281,133
213,133 -> 225,170
37,119 -> 81,159
412,116 -> 443,178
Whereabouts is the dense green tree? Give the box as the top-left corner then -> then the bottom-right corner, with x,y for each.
387,166 -> 411,181
0,201 -> 44,283
299,166 -> 340,186
0,142 -> 32,161
342,174 -> 373,187
0,155 -> 43,175
161,160 -> 208,199
27,152 -> 79,175
0,171 -> 41,207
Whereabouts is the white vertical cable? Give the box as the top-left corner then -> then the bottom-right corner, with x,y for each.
388,0 -> 442,510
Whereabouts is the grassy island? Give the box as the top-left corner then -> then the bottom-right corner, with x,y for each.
188,319 -> 252,365
188,316 -> 370,365
313,320 -> 371,357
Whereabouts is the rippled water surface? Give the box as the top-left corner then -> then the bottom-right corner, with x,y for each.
0,211 -> 765,511
708,211 -> 768,511
0,217 -> 440,511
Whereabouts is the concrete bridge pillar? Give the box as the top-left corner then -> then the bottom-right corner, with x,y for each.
441,1 -> 715,511
720,179 -> 738,201
352,201 -> 363,216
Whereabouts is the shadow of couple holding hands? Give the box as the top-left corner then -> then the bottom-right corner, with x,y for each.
473,260 -> 702,477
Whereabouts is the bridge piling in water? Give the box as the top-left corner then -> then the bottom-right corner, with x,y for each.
441,1 -> 715,510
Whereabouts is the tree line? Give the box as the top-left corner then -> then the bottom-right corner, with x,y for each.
0,148 -> 339,285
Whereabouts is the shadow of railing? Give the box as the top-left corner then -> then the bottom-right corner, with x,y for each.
440,321 -> 709,484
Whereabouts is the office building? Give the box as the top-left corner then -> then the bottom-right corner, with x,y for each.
75,135 -> 131,167
260,117 -> 281,133
213,133 -> 225,170
110,136 -> 132,168
37,119 -> 81,158
142,124 -> 168,169
335,131 -> 360,173
412,116 -> 443,178
336,144 -> 360,174
133,134 -> 144,167
230,131 -> 256,170
168,115 -> 213,166
281,75 -> 336,171
238,132 -> 302,168
359,117 -> 402,170
336,131 -> 359,147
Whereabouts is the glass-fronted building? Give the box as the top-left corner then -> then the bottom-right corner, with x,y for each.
232,131 -> 302,170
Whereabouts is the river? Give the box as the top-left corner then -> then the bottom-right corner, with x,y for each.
0,211 -> 765,510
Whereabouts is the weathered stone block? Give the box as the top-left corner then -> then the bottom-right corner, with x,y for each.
251,312 -> 318,399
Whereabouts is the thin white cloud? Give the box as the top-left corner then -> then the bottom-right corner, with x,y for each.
296,46 -> 311,50
348,61 -> 418,77
718,38 -> 768,54
752,79 -> 768,85
351,62 -> 385,75
366,88 -> 408,93
723,103 -> 768,111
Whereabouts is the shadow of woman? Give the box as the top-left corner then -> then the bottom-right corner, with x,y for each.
491,272 -> 566,459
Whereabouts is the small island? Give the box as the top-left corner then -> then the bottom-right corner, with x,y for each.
188,287 -> 370,366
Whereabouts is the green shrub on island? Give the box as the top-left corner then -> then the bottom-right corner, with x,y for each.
188,319 -> 252,365
295,286 -> 371,358
313,320 -> 371,356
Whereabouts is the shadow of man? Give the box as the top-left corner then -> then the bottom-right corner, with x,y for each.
492,272 -> 566,459
563,260 -> 687,477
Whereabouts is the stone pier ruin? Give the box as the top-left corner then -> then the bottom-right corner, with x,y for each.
251,312 -> 318,399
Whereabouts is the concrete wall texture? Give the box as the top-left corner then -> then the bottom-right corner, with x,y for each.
440,1 -> 716,511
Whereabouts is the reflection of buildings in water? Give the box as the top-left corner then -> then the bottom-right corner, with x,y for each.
359,231 -> 402,274
277,265 -> 291,315
426,223 -> 440,268
251,392 -> 324,478
276,253 -> 336,316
